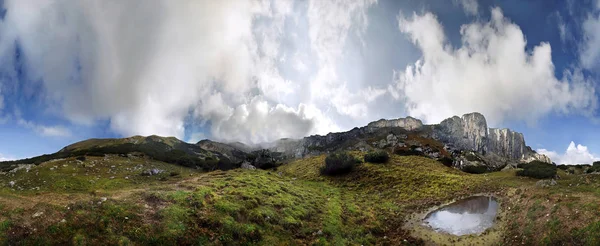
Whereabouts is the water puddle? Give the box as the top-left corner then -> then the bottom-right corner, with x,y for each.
424,196 -> 498,236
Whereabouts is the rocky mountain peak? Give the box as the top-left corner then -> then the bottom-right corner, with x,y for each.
434,113 -> 551,167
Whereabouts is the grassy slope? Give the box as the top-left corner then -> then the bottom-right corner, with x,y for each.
0,153 -> 600,245
59,136 -> 182,153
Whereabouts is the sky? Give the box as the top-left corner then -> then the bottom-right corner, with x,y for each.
1,0 -> 600,164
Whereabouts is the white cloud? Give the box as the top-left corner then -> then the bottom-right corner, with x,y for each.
16,118 -> 71,137
0,0 -> 384,143
556,12 -> 569,43
0,0 -> 343,143
292,52 -> 308,72
538,142 -> 600,164
187,132 -> 206,144
0,153 -> 15,162
390,8 -> 597,126
580,10 -> 600,69
455,0 -> 479,16
307,0 -> 383,119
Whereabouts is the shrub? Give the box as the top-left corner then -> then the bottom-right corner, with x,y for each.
516,161 -> 557,179
587,162 -> 600,173
438,157 -> 454,167
251,150 -> 278,169
321,152 -> 358,176
76,156 -> 86,161
394,147 -> 423,156
462,165 -> 488,174
364,151 -> 389,163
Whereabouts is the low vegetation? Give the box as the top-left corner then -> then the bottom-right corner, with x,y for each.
2,150 -> 600,245
320,152 -> 360,176
516,161 -> 557,179
0,143 -> 231,172
363,150 -> 389,163
393,146 -> 424,156
437,156 -> 454,167
462,165 -> 488,174
586,161 -> 600,173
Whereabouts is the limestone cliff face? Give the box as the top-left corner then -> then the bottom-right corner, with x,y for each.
488,128 -> 526,160
433,113 -> 550,165
266,112 -> 551,168
366,117 -> 423,131
521,151 -> 553,164
436,113 -> 488,154
267,117 -> 423,158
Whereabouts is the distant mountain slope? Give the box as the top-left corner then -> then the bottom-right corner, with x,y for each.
0,112 -> 550,173
0,135 -> 235,172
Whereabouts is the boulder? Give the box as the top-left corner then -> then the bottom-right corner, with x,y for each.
241,162 -> 257,170
521,152 -> 552,164
536,179 -> 557,188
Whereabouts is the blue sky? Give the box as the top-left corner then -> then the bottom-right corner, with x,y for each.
1,0 -> 600,164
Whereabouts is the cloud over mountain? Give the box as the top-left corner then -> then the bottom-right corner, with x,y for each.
391,8 -> 597,126
0,0 -> 381,143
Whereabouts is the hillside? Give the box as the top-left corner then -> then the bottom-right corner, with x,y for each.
0,151 -> 599,244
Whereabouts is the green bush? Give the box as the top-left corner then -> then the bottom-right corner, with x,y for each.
516,161 -> 557,179
393,146 -> 423,156
587,162 -> 600,173
438,157 -> 454,167
321,152 -> 359,176
364,151 -> 389,164
462,165 -> 488,174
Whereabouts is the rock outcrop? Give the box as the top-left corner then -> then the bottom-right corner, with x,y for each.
267,112 -> 551,171
366,117 -> 423,131
521,151 -> 552,164
436,113 -> 488,154
488,128 -> 526,160
267,117 -> 424,159
431,113 -> 551,169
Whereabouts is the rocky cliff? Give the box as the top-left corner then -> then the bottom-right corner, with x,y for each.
488,128 -> 526,160
435,113 -> 488,154
432,112 -> 550,167
366,117 -> 423,131
268,112 -> 551,170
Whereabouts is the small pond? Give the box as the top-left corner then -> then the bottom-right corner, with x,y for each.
423,196 -> 498,236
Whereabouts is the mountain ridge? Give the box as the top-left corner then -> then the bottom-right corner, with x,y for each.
1,112 -> 551,172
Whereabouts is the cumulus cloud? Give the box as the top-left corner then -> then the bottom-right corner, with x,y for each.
0,0 -> 379,143
538,142 -> 600,164
390,8 -> 597,125
307,0 -> 384,119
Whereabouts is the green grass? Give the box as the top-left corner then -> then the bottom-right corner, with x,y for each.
2,152 -> 600,245
0,155 -> 198,194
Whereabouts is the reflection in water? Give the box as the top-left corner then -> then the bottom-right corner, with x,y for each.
424,196 -> 498,236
